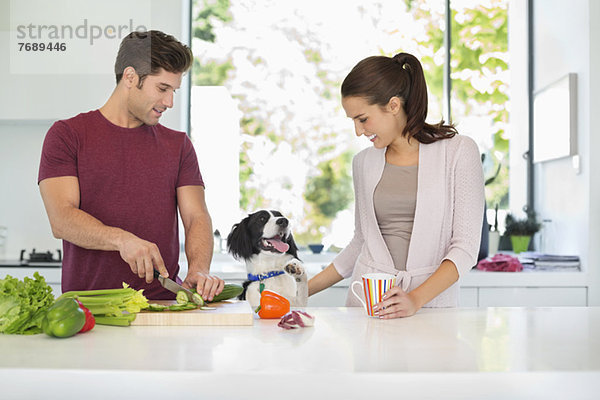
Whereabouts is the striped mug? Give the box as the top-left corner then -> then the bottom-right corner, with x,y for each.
351,273 -> 396,317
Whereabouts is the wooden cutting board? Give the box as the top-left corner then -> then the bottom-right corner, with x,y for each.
131,300 -> 254,326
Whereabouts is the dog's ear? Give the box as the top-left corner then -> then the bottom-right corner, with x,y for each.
227,217 -> 254,260
285,233 -> 300,261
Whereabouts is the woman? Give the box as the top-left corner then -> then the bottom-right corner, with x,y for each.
308,53 -> 484,318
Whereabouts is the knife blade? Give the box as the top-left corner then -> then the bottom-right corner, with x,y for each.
153,270 -> 199,304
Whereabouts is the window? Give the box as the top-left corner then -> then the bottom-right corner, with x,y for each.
190,0 -> 518,248
449,0 -> 510,227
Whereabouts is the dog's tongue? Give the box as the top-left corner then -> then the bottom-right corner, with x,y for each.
266,238 -> 289,253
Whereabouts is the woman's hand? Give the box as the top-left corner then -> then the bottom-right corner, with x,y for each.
372,287 -> 422,318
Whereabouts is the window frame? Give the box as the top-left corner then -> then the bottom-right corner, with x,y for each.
443,0 -> 533,213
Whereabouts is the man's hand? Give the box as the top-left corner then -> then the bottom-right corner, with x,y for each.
372,287 -> 422,319
182,271 -> 224,302
118,232 -> 168,283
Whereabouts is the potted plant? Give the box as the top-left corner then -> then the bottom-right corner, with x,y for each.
504,209 -> 541,253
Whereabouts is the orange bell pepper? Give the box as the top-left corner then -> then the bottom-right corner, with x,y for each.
256,290 -> 290,319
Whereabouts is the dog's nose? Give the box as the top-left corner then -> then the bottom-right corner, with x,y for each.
276,218 -> 288,228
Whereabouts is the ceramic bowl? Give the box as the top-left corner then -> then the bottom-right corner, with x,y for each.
308,244 -> 324,254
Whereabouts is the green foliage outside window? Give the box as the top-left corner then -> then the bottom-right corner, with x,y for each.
192,0 -> 232,43
296,151 -> 353,244
191,0 -> 511,244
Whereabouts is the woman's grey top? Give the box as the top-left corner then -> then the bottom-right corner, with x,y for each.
373,163 -> 418,271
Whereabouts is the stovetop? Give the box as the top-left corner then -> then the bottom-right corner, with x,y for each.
19,249 -> 62,266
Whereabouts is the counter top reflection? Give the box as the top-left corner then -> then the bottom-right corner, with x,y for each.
1,306 -> 599,399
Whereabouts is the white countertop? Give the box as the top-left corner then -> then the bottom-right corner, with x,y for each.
1,306 -> 599,399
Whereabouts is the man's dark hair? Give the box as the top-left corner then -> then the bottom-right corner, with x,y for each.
114,30 -> 193,87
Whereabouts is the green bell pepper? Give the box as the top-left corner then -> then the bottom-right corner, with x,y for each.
42,297 -> 86,338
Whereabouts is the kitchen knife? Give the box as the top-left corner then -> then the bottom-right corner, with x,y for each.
153,270 -> 200,305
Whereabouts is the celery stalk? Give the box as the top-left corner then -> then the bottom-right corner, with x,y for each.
57,284 -> 149,322
59,287 -> 133,297
94,314 -> 136,326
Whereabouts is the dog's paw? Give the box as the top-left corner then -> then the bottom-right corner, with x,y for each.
284,260 -> 305,277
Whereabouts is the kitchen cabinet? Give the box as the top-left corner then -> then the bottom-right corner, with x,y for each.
310,282 -> 590,308
307,280 -> 350,306
478,287 -> 587,307
306,266 -> 590,308
459,287 -> 479,307
459,287 -> 588,307
460,269 -> 589,307
295,254 -> 590,308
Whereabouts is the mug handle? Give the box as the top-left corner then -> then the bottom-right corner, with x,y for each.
351,281 -> 367,312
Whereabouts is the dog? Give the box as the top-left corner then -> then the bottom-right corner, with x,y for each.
227,210 -> 307,309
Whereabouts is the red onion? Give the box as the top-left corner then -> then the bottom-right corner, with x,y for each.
278,310 -> 315,329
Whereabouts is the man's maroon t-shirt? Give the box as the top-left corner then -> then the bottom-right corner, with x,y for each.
38,110 -> 204,299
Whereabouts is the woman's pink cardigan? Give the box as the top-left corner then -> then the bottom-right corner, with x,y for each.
333,135 -> 485,307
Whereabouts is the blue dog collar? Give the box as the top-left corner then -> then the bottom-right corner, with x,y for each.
247,270 -> 285,282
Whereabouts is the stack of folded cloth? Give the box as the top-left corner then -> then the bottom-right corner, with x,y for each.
477,254 -> 523,272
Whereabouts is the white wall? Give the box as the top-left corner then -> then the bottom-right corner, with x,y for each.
0,0 -> 191,259
588,0 -> 600,305
532,0 -> 589,256
532,0 -> 599,304
190,86 -> 241,238
0,0 -> 189,128
0,120 -> 55,259
508,0 -> 529,216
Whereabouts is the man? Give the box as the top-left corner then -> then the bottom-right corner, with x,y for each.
38,30 -> 224,300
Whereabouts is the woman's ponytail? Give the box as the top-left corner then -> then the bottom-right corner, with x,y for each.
393,53 -> 428,141
392,52 -> 456,143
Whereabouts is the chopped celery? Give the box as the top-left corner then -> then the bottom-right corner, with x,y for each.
58,284 -> 149,325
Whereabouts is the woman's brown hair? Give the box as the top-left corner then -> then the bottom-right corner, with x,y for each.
114,30 -> 193,88
341,52 -> 457,144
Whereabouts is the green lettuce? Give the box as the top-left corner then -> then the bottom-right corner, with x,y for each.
0,272 -> 55,335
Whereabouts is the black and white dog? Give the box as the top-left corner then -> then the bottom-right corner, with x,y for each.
227,210 -> 307,309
